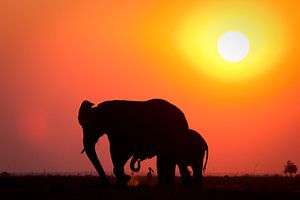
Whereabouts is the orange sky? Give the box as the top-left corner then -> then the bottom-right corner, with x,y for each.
0,0 -> 300,175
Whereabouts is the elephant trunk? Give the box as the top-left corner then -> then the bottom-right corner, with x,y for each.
84,143 -> 109,185
130,155 -> 141,172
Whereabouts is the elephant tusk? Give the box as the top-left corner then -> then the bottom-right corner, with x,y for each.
81,148 -> 85,154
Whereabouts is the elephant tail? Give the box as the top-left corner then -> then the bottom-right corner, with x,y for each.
203,143 -> 208,173
130,155 -> 141,172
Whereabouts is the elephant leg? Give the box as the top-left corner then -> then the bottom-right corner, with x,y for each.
110,145 -> 132,185
165,161 -> 176,186
156,155 -> 166,185
157,156 -> 176,186
192,162 -> 203,186
178,163 -> 192,186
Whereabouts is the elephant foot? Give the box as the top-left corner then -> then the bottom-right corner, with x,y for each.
181,175 -> 192,186
116,174 -> 131,186
182,179 -> 192,187
98,176 -> 110,187
100,181 -> 110,187
193,179 -> 203,188
193,179 -> 203,187
157,177 -> 164,186
123,174 -> 131,183
166,178 -> 175,186
191,170 -> 203,186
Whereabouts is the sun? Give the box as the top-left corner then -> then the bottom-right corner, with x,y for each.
175,2 -> 287,82
218,32 -> 250,62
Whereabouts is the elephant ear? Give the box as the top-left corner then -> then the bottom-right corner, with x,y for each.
78,100 -> 95,126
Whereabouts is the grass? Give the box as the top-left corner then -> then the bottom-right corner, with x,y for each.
1,175 -> 300,200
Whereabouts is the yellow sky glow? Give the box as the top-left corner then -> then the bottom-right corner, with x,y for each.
175,1 -> 288,82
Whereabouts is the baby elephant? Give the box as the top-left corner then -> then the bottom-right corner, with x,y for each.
177,129 -> 208,186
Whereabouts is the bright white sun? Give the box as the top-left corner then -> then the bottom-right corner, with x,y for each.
218,32 -> 250,62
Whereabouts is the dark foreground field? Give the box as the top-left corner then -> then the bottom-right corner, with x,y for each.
1,175 -> 300,200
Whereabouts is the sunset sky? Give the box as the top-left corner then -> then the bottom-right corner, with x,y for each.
1,0 -> 300,175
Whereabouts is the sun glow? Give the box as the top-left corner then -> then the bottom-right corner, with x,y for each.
176,2 -> 287,81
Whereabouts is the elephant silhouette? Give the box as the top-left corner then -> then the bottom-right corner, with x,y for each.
177,129 -> 208,186
78,99 -> 190,185
130,129 -> 208,186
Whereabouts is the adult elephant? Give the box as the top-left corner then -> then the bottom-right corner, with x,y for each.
78,99 -> 189,185
130,129 -> 208,186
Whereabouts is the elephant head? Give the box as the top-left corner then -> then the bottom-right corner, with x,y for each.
78,100 -> 108,184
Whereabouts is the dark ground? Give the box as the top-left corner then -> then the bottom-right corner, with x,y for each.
1,175 -> 299,200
